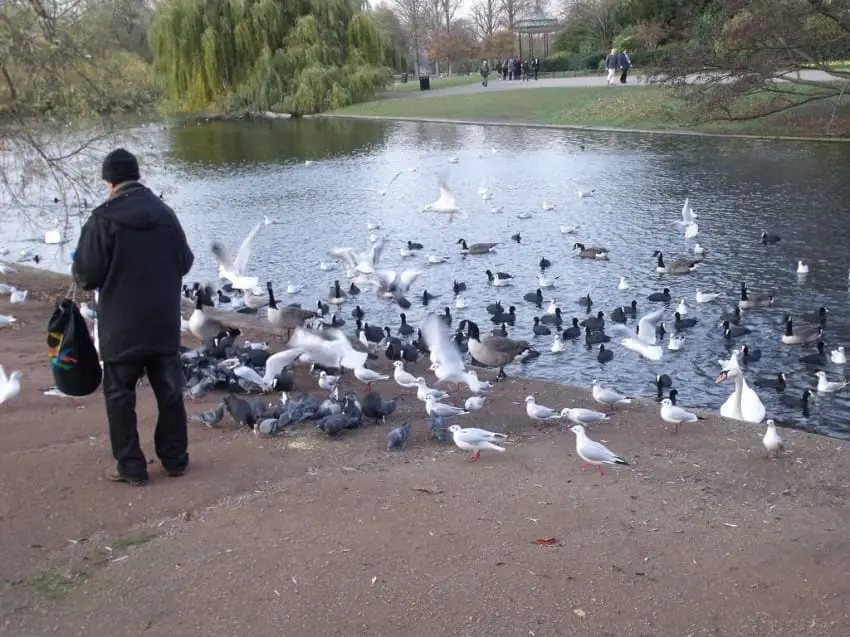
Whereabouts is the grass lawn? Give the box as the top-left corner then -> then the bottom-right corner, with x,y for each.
386,75 -> 481,93
336,85 -> 850,139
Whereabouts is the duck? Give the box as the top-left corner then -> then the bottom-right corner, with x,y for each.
465,320 -> 531,380
738,282 -> 774,310
761,231 -> 781,244
715,361 -> 765,424
695,290 -> 720,304
722,320 -> 751,339
351,305 -> 365,320
801,306 -> 828,325
673,312 -> 697,330
580,311 -> 605,330
540,308 -> 563,326
815,371 -> 847,393
573,243 -> 609,259
668,334 -> 684,351
524,288 -> 544,306
532,317 -> 551,336
799,341 -> 827,365
562,318 -> 582,339
740,344 -> 762,362
618,277 -> 629,290
754,373 -> 787,391
675,299 -> 689,315
439,307 -> 452,326
597,344 -> 613,363
485,269 -> 513,286
422,290 -> 439,305
796,260 -> 809,275
539,256 -> 552,270
327,280 -> 347,305
781,317 -> 821,345
490,305 -> 517,324
830,346 -> 846,364
398,313 -> 415,336
457,238 -> 498,254
585,326 -> 610,344
348,282 -> 360,295
653,250 -> 697,274
610,306 -> 627,324
648,287 -> 671,302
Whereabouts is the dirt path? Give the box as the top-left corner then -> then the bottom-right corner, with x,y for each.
1,266 -> 849,636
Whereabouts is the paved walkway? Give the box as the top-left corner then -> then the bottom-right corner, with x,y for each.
398,69 -> 842,100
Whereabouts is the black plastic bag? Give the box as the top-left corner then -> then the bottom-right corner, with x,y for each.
47,297 -> 102,396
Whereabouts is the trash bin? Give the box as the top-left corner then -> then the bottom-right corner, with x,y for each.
419,75 -> 431,91
402,73 -> 409,84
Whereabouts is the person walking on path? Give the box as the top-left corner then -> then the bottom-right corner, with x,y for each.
480,59 -> 489,87
532,57 -> 540,81
618,49 -> 632,84
605,48 -> 619,85
73,148 -> 195,486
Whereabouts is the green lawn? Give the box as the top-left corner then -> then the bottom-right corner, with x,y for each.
337,85 -> 850,139
386,75 -> 481,93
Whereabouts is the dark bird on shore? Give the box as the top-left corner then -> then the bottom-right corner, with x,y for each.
387,422 -> 412,450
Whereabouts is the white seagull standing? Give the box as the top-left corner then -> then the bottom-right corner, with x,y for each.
392,361 -> 419,389
592,379 -> 632,409
763,420 -> 786,458
424,394 -> 468,419
560,407 -> 609,426
570,425 -> 629,476
353,365 -> 389,391
659,398 -> 702,434
525,395 -> 562,421
448,425 -> 507,461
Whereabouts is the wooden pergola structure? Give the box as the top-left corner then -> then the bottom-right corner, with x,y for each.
514,3 -> 559,59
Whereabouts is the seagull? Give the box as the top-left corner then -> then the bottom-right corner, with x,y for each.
448,425 -> 507,461
0,365 -> 22,404
318,370 -> 339,392
366,170 -> 403,196
763,419 -> 786,458
560,407 -> 609,426
525,395 -> 562,421
328,239 -> 385,275
424,394 -> 468,419
815,371 -> 846,393
659,398 -> 702,433
416,377 -> 449,402
423,182 -> 465,220
570,425 -> 629,476
677,197 -> 698,227
591,379 -> 632,409
695,290 -> 720,303
392,361 -> 419,389
607,306 -> 666,361
353,365 -> 388,391
559,224 -> 578,234
9,288 -> 27,304
668,334 -> 685,351
797,260 -> 809,275
0,314 -> 17,326
830,346 -> 846,364
211,221 -> 263,290
464,396 -> 487,411
577,189 -> 595,198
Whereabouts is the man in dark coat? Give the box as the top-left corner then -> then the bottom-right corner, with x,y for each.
618,49 -> 632,84
73,148 -> 195,486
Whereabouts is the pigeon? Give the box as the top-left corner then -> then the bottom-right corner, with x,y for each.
448,425 -> 507,461
387,422 -> 412,450
223,394 -> 257,428
189,402 -> 226,428
570,425 -> 629,476
428,414 -> 450,442
361,392 -> 401,423
255,418 -> 283,436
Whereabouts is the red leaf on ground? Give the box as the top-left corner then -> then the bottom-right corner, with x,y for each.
535,537 -> 559,545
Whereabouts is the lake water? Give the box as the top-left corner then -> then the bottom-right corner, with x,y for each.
4,117 -> 850,440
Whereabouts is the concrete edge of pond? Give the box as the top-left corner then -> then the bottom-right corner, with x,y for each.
314,112 -> 850,144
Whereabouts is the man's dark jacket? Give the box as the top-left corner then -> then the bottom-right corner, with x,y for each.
72,182 -> 194,363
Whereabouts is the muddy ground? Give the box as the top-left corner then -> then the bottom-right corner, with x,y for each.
1,265 -> 849,636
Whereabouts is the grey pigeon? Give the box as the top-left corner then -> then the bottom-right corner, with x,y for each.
223,394 -> 256,428
255,418 -> 282,436
316,412 -> 358,436
428,415 -> 449,443
361,392 -> 402,424
387,422 -> 412,451
186,377 -> 215,400
189,402 -> 225,428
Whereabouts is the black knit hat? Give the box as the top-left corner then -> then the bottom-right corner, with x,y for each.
101,148 -> 140,184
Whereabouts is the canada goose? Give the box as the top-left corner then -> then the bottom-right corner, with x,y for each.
188,294 -> 229,341
398,313 -> 414,336
457,238 -> 498,254
738,282 -> 774,310
653,250 -> 697,274
781,317 -> 821,345
801,306 -> 827,325
573,242 -> 609,259
465,320 -> 531,379
577,293 -> 593,308
485,269 -> 513,286
327,280 -> 346,305
780,389 -> 812,410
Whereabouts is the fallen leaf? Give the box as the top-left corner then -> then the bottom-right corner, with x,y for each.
535,537 -> 559,545
412,487 -> 444,495
573,608 -> 586,618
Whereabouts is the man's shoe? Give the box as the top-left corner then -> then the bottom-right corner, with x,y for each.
161,465 -> 185,478
105,469 -> 148,486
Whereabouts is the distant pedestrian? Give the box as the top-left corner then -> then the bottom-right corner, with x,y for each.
522,59 -> 530,81
532,57 -> 540,81
502,59 -> 508,80
480,59 -> 489,87
508,57 -> 515,80
618,49 -> 631,84
605,48 -> 619,85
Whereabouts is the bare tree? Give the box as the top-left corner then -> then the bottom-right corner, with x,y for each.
391,0 -> 426,76
471,0 -> 504,39
559,0 -> 619,51
651,0 -> 850,125
501,0 -> 531,29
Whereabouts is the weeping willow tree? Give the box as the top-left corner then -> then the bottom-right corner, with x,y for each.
149,0 -> 397,115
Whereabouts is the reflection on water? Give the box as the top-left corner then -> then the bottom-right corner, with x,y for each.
4,118 -> 850,439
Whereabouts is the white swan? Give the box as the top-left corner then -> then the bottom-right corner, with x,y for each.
716,360 -> 765,424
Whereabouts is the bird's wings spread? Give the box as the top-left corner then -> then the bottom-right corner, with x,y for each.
233,221 -> 263,275
637,307 -> 666,344
422,314 -> 465,372
328,247 -> 359,269
0,364 -> 7,387
368,238 -> 385,268
399,269 -> 422,290
234,366 -> 265,386
263,350 -> 302,383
